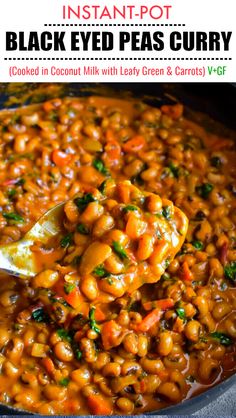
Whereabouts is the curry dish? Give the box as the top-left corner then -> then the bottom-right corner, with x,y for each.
0,96 -> 235,415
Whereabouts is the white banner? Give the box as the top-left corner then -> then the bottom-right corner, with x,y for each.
0,0 -> 235,81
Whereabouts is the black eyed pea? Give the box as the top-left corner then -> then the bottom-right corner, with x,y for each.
32,270 -> 59,289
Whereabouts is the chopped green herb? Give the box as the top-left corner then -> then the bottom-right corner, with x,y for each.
75,348 -> 82,360
7,189 -> 17,198
57,329 -> 72,343
3,212 -> 24,222
60,233 -> 73,248
64,283 -> 76,295
176,307 -> 186,320
106,277 -> 114,285
162,206 -> 171,220
74,193 -> 96,212
123,205 -> 138,213
93,158 -> 110,176
59,377 -> 70,387
210,332 -> 233,346
77,223 -> 89,235
224,261 -> 236,284
196,183 -> 214,199
191,240 -> 204,251
32,307 -> 49,323
113,241 -> 128,260
89,307 -> 100,334
93,264 -> 109,278
211,156 -> 222,168
168,162 -> 180,178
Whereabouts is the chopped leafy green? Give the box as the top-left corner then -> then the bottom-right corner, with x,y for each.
191,240 -> 204,251
32,307 -> 49,323
210,332 -> 233,346
77,223 -> 89,235
57,329 -> 72,343
113,241 -> 128,260
60,233 -> 73,248
89,307 -> 100,334
224,261 -> 236,284
3,212 -> 24,222
74,193 -> 96,212
196,183 -> 214,199
211,156 -> 222,168
93,264 -> 109,278
92,158 -> 110,176
7,189 -> 17,199
162,206 -> 171,220
75,348 -> 82,360
123,205 -> 138,213
176,307 -> 186,320
168,162 -> 180,178
59,377 -> 70,387
64,283 -> 76,295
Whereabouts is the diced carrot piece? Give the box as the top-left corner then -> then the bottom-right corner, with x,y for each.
122,135 -> 146,153
181,261 -> 193,282
41,357 -> 55,375
106,129 -> 117,142
43,98 -> 62,112
101,320 -> 122,350
103,141 -> 121,166
87,394 -> 113,415
161,103 -> 183,120
64,286 -> 83,309
51,149 -> 71,167
143,298 -> 174,311
94,306 -> 106,322
137,308 -> 162,332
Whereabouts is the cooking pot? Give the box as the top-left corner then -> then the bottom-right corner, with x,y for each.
0,82 -> 235,415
